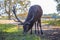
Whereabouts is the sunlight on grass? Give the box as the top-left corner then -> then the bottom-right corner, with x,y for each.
3,26 -> 18,32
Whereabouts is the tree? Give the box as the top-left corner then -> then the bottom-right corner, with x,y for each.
55,0 -> 60,14
17,0 -> 30,13
10,0 -> 30,22
4,0 -> 30,20
4,0 -> 11,19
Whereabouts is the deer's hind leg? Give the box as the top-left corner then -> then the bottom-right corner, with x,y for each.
37,18 -> 43,35
36,21 -> 40,34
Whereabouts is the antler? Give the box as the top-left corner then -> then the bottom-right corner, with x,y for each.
12,5 -> 23,25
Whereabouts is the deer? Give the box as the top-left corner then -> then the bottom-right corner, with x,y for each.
13,5 -> 43,35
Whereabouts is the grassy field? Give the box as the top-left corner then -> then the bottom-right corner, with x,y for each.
0,24 -> 45,40
0,23 -> 60,40
42,20 -> 60,26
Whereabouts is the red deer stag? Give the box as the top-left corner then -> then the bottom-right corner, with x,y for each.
13,5 -> 43,35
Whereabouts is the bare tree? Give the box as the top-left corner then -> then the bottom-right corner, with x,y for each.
4,0 -> 11,19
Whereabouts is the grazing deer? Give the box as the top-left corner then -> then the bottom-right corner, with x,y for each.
13,5 -> 43,35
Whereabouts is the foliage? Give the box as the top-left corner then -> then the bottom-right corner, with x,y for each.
55,0 -> 59,2
55,0 -> 60,12
4,0 -> 30,20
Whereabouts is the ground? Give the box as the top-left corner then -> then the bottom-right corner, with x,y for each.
31,25 -> 60,40
0,20 -> 60,40
39,29 -> 60,40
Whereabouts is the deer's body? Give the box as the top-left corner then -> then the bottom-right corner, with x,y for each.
23,5 -> 43,34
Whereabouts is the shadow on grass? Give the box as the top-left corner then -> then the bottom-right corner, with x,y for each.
32,28 -> 60,40
0,31 -> 41,40
0,31 -> 9,40
0,31 -> 23,40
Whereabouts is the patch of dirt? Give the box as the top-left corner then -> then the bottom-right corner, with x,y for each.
0,20 -> 15,24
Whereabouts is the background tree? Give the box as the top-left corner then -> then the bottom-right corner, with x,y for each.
4,0 -> 30,20
4,0 -> 11,19
55,0 -> 60,14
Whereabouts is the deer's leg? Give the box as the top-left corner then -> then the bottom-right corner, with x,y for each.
37,21 -> 39,34
38,19 -> 43,35
35,22 -> 37,34
30,27 -> 32,34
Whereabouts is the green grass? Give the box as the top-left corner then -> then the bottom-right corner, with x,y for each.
0,24 -> 47,40
1,20 -> 60,40
0,24 -> 16,32
42,20 -> 60,26
48,20 -> 60,26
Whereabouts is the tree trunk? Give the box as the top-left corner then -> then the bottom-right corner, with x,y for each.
6,11 -> 11,20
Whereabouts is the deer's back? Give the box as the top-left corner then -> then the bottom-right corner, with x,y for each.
25,5 -> 43,23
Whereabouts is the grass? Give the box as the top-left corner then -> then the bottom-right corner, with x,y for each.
0,20 -> 60,40
48,20 -> 60,26
0,24 -> 45,40
0,16 -> 8,20
0,24 -> 55,40
42,20 -> 60,26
